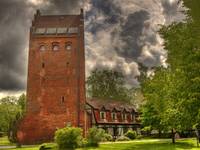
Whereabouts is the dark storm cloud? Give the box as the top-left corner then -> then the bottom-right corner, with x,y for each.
85,0 -> 185,86
0,0 -> 82,92
0,0 -> 34,91
119,10 -> 149,59
0,0 -> 185,94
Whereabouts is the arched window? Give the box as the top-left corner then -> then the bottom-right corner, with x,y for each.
39,45 -> 46,51
65,42 -> 72,50
52,42 -> 59,51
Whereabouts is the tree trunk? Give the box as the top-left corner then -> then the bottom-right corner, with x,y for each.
171,128 -> 175,144
158,129 -> 161,138
195,128 -> 199,147
198,129 -> 200,143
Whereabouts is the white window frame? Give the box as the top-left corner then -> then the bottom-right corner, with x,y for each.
100,111 -> 106,120
111,112 -> 117,121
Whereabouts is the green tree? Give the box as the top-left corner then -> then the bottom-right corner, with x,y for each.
87,69 -> 132,102
0,94 -> 26,144
141,0 -> 200,144
17,93 -> 26,113
8,94 -> 26,143
0,96 -> 20,133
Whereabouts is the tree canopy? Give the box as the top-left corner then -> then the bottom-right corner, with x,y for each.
0,94 -> 26,133
86,69 -> 134,102
141,0 -> 200,142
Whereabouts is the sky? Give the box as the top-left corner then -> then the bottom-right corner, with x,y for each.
0,0 -> 185,97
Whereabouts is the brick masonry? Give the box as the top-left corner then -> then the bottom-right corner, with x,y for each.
17,10 -> 86,144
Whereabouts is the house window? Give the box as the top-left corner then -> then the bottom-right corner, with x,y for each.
39,45 -> 46,51
65,42 -> 72,50
131,113 -> 135,122
52,42 -> 59,51
100,111 -> 106,120
111,112 -> 117,120
122,113 -> 127,121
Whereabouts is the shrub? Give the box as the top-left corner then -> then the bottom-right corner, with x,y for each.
78,138 -> 88,148
125,130 -> 137,140
136,134 -> 143,139
103,133 -> 113,141
87,127 -> 105,147
54,127 -> 83,149
116,136 -> 130,141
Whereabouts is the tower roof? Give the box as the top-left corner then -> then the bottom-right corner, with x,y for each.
32,9 -> 83,28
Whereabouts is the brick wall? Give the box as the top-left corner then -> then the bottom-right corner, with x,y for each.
17,11 -> 86,144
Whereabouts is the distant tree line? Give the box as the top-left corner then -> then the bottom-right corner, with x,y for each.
86,68 -> 143,106
0,94 -> 26,142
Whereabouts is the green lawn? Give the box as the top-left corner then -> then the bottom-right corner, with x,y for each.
0,137 -> 199,150
80,139 -> 200,150
0,136 -> 14,146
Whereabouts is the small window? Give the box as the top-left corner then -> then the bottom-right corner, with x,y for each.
111,112 -> 117,120
42,62 -> 45,68
46,28 -> 57,34
100,111 -> 106,120
61,96 -> 65,103
65,42 -> 72,50
122,113 -> 127,121
52,43 -> 59,51
68,27 -> 78,34
57,27 -> 67,34
39,45 -> 46,51
131,113 -> 135,122
35,28 -> 46,34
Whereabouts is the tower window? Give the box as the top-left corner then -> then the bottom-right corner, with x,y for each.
65,42 -> 72,50
61,96 -> 65,103
42,62 -> 45,68
46,28 -> 57,34
39,45 -> 46,51
52,42 -> 59,51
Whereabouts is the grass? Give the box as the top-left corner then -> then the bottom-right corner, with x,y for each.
81,139 -> 200,150
0,137 -> 199,150
0,136 -> 14,146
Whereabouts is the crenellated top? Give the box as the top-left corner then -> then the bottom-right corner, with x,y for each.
31,9 -> 84,35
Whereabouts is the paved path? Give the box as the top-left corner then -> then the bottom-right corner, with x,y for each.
0,145 -> 36,149
0,145 -> 16,149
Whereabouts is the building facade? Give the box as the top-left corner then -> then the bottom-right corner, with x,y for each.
86,98 -> 141,139
17,10 -> 140,144
17,9 -> 86,144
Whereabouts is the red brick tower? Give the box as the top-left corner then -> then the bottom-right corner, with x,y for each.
17,9 -> 86,144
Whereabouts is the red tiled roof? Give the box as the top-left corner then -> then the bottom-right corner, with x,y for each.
86,98 -> 137,112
